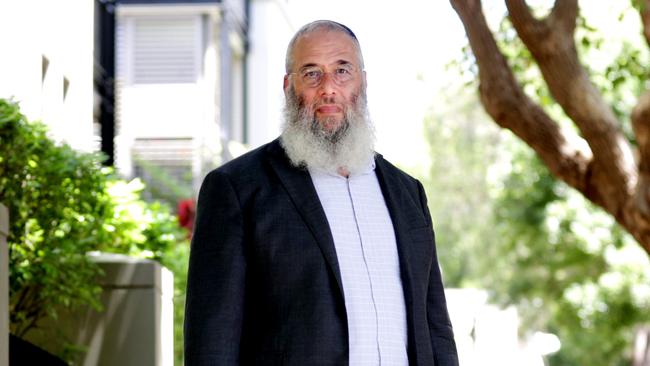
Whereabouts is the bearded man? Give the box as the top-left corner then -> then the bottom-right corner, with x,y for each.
184,20 -> 458,366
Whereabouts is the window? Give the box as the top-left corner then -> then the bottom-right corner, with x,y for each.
131,16 -> 200,84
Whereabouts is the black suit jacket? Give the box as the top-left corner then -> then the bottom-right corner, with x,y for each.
184,139 -> 458,365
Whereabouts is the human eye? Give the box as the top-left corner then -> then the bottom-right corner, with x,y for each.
335,66 -> 352,75
302,69 -> 322,80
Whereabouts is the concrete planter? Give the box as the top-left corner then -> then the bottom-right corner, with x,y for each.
78,253 -> 175,366
26,252 -> 175,366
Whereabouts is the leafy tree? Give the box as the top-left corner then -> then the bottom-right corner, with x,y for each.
450,0 -> 650,254
422,82 -> 650,364
442,3 -> 650,361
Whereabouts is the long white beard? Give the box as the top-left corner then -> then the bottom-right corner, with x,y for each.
280,86 -> 375,175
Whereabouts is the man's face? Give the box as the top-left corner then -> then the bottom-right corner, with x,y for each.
284,29 -> 366,134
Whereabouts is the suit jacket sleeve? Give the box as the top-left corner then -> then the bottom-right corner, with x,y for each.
184,170 -> 246,365
417,181 -> 459,366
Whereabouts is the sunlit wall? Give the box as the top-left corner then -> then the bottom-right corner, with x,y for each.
0,0 -> 95,152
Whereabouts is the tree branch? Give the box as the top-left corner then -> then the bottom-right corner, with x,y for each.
449,0 -> 592,195
632,1 -> 650,218
549,0 -> 578,34
451,0 -> 650,253
506,0 -> 637,218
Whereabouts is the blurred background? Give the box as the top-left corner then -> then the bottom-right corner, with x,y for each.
1,0 -> 650,365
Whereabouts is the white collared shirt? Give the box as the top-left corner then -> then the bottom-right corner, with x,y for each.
309,162 -> 409,366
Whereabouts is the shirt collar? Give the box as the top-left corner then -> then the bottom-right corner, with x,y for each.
309,157 -> 376,179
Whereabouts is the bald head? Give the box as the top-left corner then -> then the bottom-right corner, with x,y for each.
285,20 -> 365,74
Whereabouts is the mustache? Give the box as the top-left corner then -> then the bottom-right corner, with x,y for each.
298,94 -> 358,112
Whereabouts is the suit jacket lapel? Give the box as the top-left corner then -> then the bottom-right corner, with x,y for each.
374,154 -> 429,363
265,139 -> 345,299
374,153 -> 425,276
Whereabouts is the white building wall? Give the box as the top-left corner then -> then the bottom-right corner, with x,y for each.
0,0 -> 95,152
118,84 -> 206,138
196,13 -> 222,189
247,0 -> 295,148
445,288 -> 553,365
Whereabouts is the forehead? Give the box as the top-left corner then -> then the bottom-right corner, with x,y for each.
291,29 -> 359,70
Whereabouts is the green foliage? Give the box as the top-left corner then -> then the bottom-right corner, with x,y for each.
99,178 -> 186,260
489,143 -> 650,366
132,158 -> 193,207
0,99 -> 190,364
423,85 -> 503,287
0,99 -> 109,337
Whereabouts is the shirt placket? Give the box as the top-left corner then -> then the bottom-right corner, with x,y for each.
347,176 -> 383,365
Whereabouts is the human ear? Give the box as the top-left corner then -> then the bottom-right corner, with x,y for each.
283,75 -> 290,95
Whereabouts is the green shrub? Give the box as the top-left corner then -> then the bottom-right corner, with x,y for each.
0,99 -> 190,364
0,100 -> 109,337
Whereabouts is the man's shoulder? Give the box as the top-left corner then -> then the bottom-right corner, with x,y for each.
217,140 -> 276,172
219,137 -> 289,170
374,154 -> 429,214
203,138 -> 287,183
374,153 -> 421,187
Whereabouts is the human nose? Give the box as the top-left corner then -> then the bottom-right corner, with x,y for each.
318,72 -> 337,95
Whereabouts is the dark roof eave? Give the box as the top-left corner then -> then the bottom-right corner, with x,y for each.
116,0 -> 221,5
